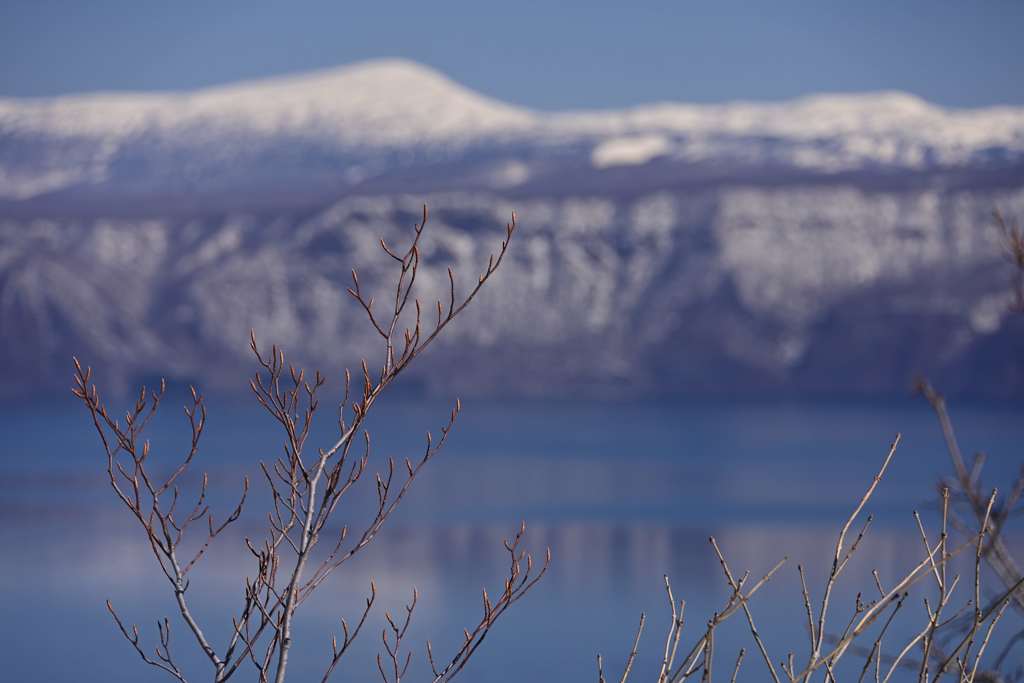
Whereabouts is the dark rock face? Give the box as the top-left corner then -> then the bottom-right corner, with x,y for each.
3,185 -> 1022,400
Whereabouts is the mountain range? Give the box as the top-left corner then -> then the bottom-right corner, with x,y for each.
1,59 -> 1022,399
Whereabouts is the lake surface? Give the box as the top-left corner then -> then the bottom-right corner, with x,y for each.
2,393 -> 1022,681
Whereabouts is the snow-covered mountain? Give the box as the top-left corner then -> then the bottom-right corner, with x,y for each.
1,60 -> 1022,398
3,59 -> 1024,203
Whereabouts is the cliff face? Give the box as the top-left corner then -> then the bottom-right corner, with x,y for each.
2,61 -> 1023,398
4,186 -> 1022,399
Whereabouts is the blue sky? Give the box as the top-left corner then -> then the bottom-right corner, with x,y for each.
2,1 -> 1022,109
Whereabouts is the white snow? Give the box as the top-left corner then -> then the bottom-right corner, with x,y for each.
3,60 -> 1022,155
487,160 -> 531,187
0,59 -> 538,145
591,135 -> 672,168
2,59 -> 1024,198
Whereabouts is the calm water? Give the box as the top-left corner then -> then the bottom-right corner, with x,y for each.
1,394 -> 1022,681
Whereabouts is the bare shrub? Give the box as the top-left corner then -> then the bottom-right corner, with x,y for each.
599,435 -> 1024,682
596,213 -> 1024,683
595,212 -> 1024,683
70,204 -> 1023,683
910,211 -> 1024,679
915,381 -> 1024,682
72,206 -> 548,683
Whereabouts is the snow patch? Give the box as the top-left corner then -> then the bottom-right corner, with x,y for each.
591,135 -> 672,169
488,160 -> 531,187
970,295 -> 1007,334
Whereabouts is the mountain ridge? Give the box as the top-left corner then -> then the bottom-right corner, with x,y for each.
3,59 -> 1024,202
1,60 -> 1022,399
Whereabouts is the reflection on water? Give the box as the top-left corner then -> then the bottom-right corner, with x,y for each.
1,396 -> 1022,681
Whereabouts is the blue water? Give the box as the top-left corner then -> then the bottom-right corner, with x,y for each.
1,393 -> 1022,681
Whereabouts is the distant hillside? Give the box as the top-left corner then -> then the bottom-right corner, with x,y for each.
1,60 -> 1022,398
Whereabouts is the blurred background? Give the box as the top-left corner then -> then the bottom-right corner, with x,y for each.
2,2 -> 1023,681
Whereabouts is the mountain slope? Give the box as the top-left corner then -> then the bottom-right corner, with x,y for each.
2,59 -> 1024,203
2,187 -> 1021,399
1,60 -> 1022,399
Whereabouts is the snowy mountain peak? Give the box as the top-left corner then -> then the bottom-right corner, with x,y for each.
203,58 -> 485,103
792,90 -> 932,114
2,59 -> 1024,201
181,58 -> 537,138
1,63 -> 1023,397
0,58 -> 536,144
